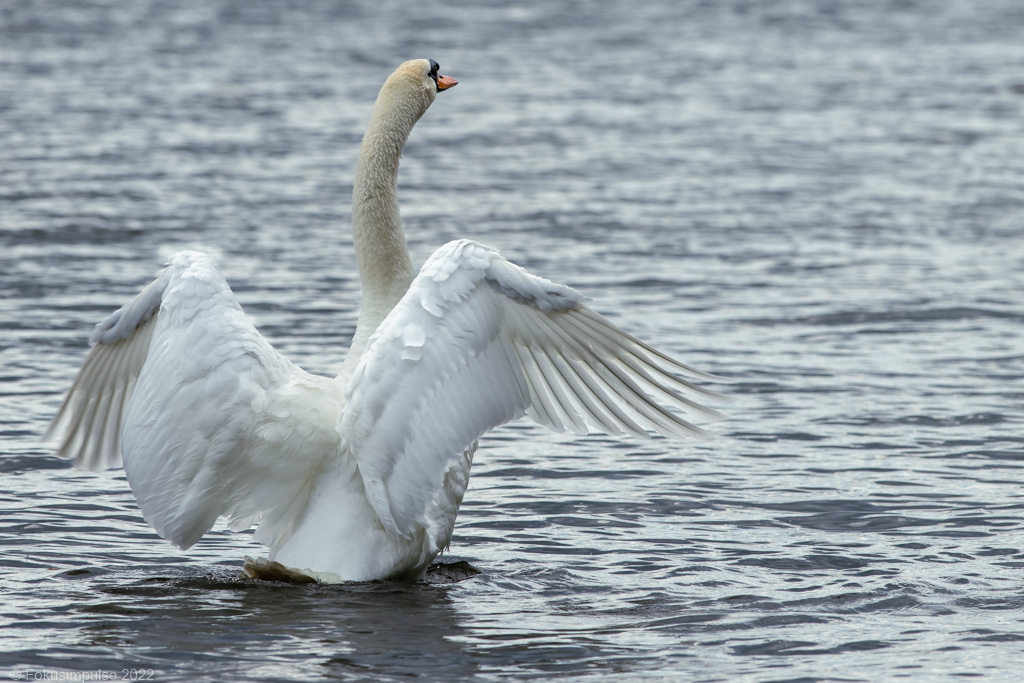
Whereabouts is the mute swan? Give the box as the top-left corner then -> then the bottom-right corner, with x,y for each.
48,59 -> 724,583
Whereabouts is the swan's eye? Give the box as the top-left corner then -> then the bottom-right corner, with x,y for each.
428,59 -> 440,79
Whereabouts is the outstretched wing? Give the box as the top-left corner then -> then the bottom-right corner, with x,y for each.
48,251 -> 341,550
342,239 -> 725,538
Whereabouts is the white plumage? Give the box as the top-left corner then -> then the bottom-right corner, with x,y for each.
48,59 -> 725,582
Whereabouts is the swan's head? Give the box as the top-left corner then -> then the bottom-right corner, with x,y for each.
379,59 -> 458,117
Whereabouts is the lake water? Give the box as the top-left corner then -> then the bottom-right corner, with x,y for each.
2,0 -> 1024,680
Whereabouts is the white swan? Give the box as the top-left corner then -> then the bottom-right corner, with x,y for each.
48,59 -> 724,583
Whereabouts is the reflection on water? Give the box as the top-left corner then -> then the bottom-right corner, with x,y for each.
3,0 -> 1024,680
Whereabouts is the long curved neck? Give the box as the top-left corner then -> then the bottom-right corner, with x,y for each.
345,89 -> 424,368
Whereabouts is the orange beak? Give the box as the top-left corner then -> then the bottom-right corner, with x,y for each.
436,74 -> 458,91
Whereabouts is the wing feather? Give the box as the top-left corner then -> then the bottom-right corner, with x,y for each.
48,319 -> 156,471
343,239 -> 725,538
48,251 -> 341,550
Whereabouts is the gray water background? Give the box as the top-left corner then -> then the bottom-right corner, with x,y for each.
2,0 -> 1024,680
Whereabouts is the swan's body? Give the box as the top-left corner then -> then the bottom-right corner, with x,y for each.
48,59 -> 724,582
